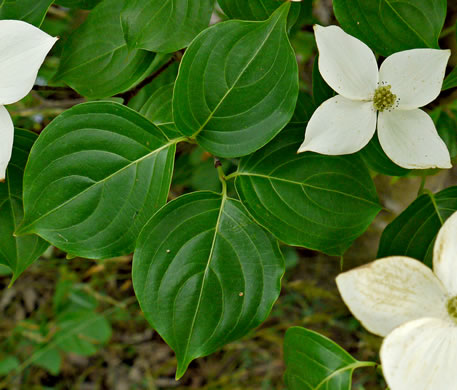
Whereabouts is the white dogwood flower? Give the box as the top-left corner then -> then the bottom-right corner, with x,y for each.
336,211 -> 457,390
0,20 -> 57,181
298,25 -> 452,170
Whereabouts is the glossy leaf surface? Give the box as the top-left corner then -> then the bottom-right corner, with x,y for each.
235,125 -> 381,255
129,62 -> 179,125
121,0 -> 215,53
54,0 -> 157,98
284,327 -> 376,389
333,0 -> 447,56
0,130 -> 49,283
292,92 -> 315,123
443,66 -> 457,91
378,187 -> 457,267
218,0 -> 284,20
359,133 -> 411,177
312,56 -> 334,107
217,0 -> 301,28
54,0 -> 102,9
433,108 -> 457,160
18,102 -> 177,259
173,3 -> 299,157
133,191 -> 284,378
0,0 -> 53,26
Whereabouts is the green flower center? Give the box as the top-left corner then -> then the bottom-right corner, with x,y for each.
447,296 -> 457,321
373,84 -> 397,112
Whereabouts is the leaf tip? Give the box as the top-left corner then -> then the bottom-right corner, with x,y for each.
270,0 -> 291,21
175,359 -> 191,381
8,273 -> 19,288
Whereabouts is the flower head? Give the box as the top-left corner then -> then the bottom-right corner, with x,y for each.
336,210 -> 457,390
298,25 -> 452,170
0,20 -> 57,181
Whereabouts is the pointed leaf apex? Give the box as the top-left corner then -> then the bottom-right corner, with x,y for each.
9,272 -> 19,288
175,358 -> 191,380
270,0 -> 291,22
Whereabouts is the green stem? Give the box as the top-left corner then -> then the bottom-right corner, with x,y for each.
423,189 -> 444,225
417,176 -> 426,197
215,159 -> 227,196
224,171 -> 239,181
314,361 -> 378,389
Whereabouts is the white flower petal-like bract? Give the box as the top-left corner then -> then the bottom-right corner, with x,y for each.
298,95 -> 376,155
0,20 -> 57,181
336,256 -> 448,337
434,211 -> 457,296
377,109 -> 452,169
378,49 -> 450,110
337,211 -> 457,390
0,106 -> 14,180
299,25 -> 452,170
314,25 -> 378,100
381,318 -> 457,390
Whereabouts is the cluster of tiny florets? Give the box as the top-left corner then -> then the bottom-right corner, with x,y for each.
373,83 -> 398,112
447,296 -> 457,322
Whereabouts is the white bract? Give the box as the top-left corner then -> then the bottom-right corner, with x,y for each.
336,211 -> 457,390
0,20 -> 57,181
298,25 -> 452,170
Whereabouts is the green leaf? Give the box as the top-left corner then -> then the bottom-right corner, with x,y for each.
133,191 -> 284,379
173,3 -> 299,158
218,0 -> 284,20
141,84 -> 175,124
443,66 -> 457,91
358,133 -> 411,177
235,125 -> 381,256
290,30 -> 316,64
217,0 -> 301,28
0,265 -> 11,276
292,92 -> 315,123
0,356 -> 20,376
53,277 -> 98,314
290,0 -> 314,31
54,0 -> 157,98
54,311 -> 112,356
378,187 -> 457,267
0,0 -> 53,27
284,327 -> 376,390
443,21 -> 457,91
121,0 -> 215,53
54,0 -> 102,9
17,102 -> 178,259
433,109 -> 457,160
0,130 -> 49,283
128,59 -> 177,110
129,62 -> 179,125
312,56 -> 334,107
333,0 -> 447,56
158,122 -> 184,141
282,245 -> 299,270
33,348 -> 61,375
